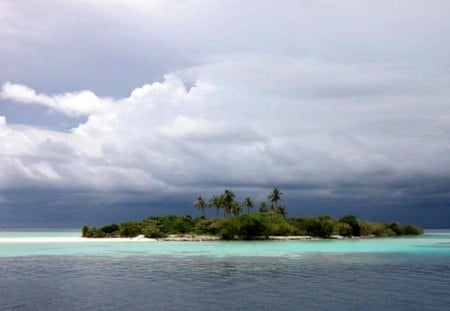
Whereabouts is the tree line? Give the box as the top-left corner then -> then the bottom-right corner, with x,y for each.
82,188 -> 423,239
82,205 -> 423,241
194,188 -> 286,217
82,214 -> 423,239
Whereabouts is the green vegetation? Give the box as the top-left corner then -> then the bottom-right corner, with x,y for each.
82,188 -> 423,240
82,213 -> 423,239
194,196 -> 207,216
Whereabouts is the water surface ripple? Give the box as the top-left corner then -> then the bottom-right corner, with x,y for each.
0,230 -> 449,310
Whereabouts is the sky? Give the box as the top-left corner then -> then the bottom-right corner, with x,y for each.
1,0 -> 450,228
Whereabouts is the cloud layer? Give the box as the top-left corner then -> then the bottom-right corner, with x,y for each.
2,57 -> 450,201
1,1 -> 450,226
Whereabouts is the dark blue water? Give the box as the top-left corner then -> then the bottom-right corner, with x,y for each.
1,252 -> 449,311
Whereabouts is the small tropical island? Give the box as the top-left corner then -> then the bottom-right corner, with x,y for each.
82,188 -> 423,240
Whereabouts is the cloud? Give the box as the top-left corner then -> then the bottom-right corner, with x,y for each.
1,1 -> 450,226
2,0 -> 450,99
1,82 -> 111,116
1,56 -> 450,204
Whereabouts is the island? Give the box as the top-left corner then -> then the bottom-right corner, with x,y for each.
82,188 -> 423,240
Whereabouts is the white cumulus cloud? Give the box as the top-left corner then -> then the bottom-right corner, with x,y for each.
1,82 -> 111,116
1,56 -> 450,203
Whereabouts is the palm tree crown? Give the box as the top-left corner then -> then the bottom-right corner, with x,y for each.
194,196 -> 207,216
243,197 -> 253,214
268,188 -> 282,206
209,195 -> 222,217
221,189 -> 236,216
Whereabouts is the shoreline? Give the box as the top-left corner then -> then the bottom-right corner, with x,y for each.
0,234 -> 379,243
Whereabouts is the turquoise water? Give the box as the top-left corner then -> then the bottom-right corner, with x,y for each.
0,229 -> 449,258
0,230 -> 449,310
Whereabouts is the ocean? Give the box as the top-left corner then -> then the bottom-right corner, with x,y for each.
0,230 -> 449,310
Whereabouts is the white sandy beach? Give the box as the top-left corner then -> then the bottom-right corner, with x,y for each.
0,236 -> 157,244
0,234 -> 225,243
0,234 -> 364,243
0,235 -> 342,243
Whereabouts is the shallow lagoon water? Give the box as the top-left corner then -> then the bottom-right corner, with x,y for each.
0,229 -> 449,258
0,230 -> 449,310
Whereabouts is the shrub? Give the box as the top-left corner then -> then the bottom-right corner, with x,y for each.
401,224 -> 423,235
339,215 -> 362,236
143,223 -> 166,238
82,225 -> 89,237
119,221 -> 141,237
288,218 -> 308,235
369,223 -> 395,237
217,217 -> 241,240
335,222 -> 352,237
304,217 -> 334,238
239,214 -> 267,238
194,218 -> 220,235
387,222 -> 403,235
100,223 -> 120,234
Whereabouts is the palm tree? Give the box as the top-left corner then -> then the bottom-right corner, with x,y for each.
231,201 -> 242,216
223,189 -> 235,202
268,188 -> 282,206
194,196 -> 207,216
243,197 -> 253,214
221,189 -> 236,217
209,195 -> 222,217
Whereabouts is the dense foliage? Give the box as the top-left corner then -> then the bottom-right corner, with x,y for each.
82,188 -> 423,239
82,213 -> 423,239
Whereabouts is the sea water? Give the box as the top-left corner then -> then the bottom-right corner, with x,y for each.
0,230 -> 449,310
